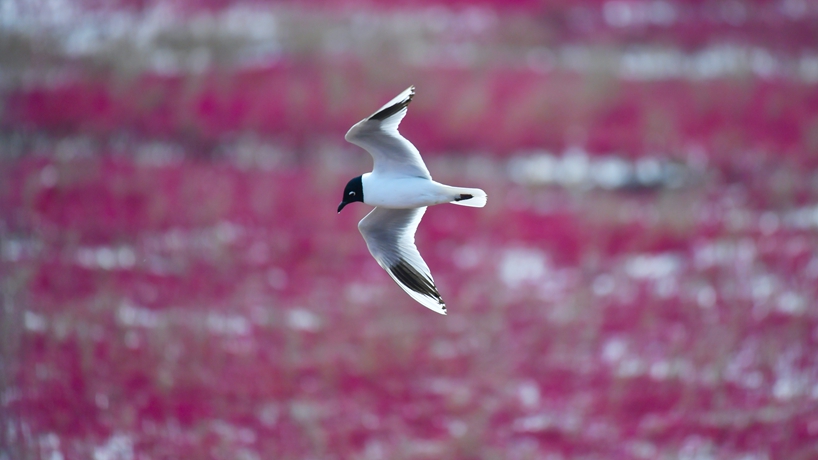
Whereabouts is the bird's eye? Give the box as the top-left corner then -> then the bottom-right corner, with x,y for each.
348,191 -> 356,196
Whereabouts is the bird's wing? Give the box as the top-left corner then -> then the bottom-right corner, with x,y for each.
358,206 -> 446,314
344,86 -> 432,179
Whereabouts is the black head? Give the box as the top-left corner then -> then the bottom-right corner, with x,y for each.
338,175 -> 364,213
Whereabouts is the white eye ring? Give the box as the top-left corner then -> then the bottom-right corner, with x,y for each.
348,191 -> 356,196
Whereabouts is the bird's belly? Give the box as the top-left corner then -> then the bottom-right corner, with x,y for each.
363,176 -> 448,209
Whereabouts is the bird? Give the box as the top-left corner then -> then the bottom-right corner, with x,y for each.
337,86 -> 487,315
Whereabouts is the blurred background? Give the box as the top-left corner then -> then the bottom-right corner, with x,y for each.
2,0 -> 818,458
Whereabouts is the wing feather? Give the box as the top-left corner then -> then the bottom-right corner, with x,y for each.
358,207 -> 446,314
345,86 -> 431,179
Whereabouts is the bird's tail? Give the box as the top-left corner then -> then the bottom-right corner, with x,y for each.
448,187 -> 487,208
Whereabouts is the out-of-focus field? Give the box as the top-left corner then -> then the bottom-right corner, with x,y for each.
3,1 -> 818,459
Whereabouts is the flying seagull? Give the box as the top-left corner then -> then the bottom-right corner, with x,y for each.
338,86 -> 487,315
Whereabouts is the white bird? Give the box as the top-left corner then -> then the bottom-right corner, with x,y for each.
337,86 -> 487,315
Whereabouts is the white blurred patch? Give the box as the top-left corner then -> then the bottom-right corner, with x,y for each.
784,204 -> 818,229
118,301 -> 159,328
513,411 -> 581,433
750,48 -> 776,78
226,135 -> 286,170
2,239 -> 22,261
776,291 -> 806,315
773,375 -> 808,400
625,253 -> 681,279
800,54 -> 818,83
77,244 -> 103,267
289,400 -> 325,422
38,433 -> 63,460
286,308 -> 321,331
135,141 -> 184,165
751,274 -> 776,301
363,440 -> 386,460
508,152 -> 688,189
93,434 -> 133,460
692,45 -> 743,79
507,151 -> 558,185
649,361 -> 671,380
655,277 -> 678,298
617,357 -> 645,377
345,283 -> 383,304
592,274 -> 615,296
24,311 -> 47,332
782,0 -> 807,18
635,158 -> 663,186
694,239 -> 755,269
117,247 -> 136,268
211,420 -> 256,444
96,247 -> 117,270
431,340 -> 457,359
215,221 -> 241,244
592,157 -> 632,189
604,1 -> 676,28
447,420 -> 467,438
76,246 -> 138,270
517,381 -> 540,408
40,165 -> 58,187
513,414 -> 553,432
602,338 -> 627,363
557,147 -> 590,187
207,313 -> 250,336
452,245 -> 481,269
630,441 -> 658,459
620,47 -> 684,80
696,285 -> 717,309
678,435 -> 715,460
257,402 -> 280,427
498,248 -> 548,288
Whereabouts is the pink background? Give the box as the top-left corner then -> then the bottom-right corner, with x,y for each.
2,1 -> 818,458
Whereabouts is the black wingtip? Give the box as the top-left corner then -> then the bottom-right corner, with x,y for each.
388,257 -> 444,305
369,86 -> 415,121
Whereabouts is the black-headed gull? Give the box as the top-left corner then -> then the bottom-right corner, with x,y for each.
337,86 -> 487,315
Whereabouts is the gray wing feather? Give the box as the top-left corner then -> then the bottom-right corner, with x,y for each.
358,207 -> 446,314
344,86 -> 432,179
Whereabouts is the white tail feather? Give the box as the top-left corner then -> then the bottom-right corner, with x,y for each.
449,187 -> 487,208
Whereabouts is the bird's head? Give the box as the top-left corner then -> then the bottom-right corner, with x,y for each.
338,175 -> 364,213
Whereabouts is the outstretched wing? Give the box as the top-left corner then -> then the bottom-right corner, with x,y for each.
358,206 -> 446,314
344,86 -> 432,179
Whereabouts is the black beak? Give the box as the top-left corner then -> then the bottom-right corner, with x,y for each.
337,201 -> 348,213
